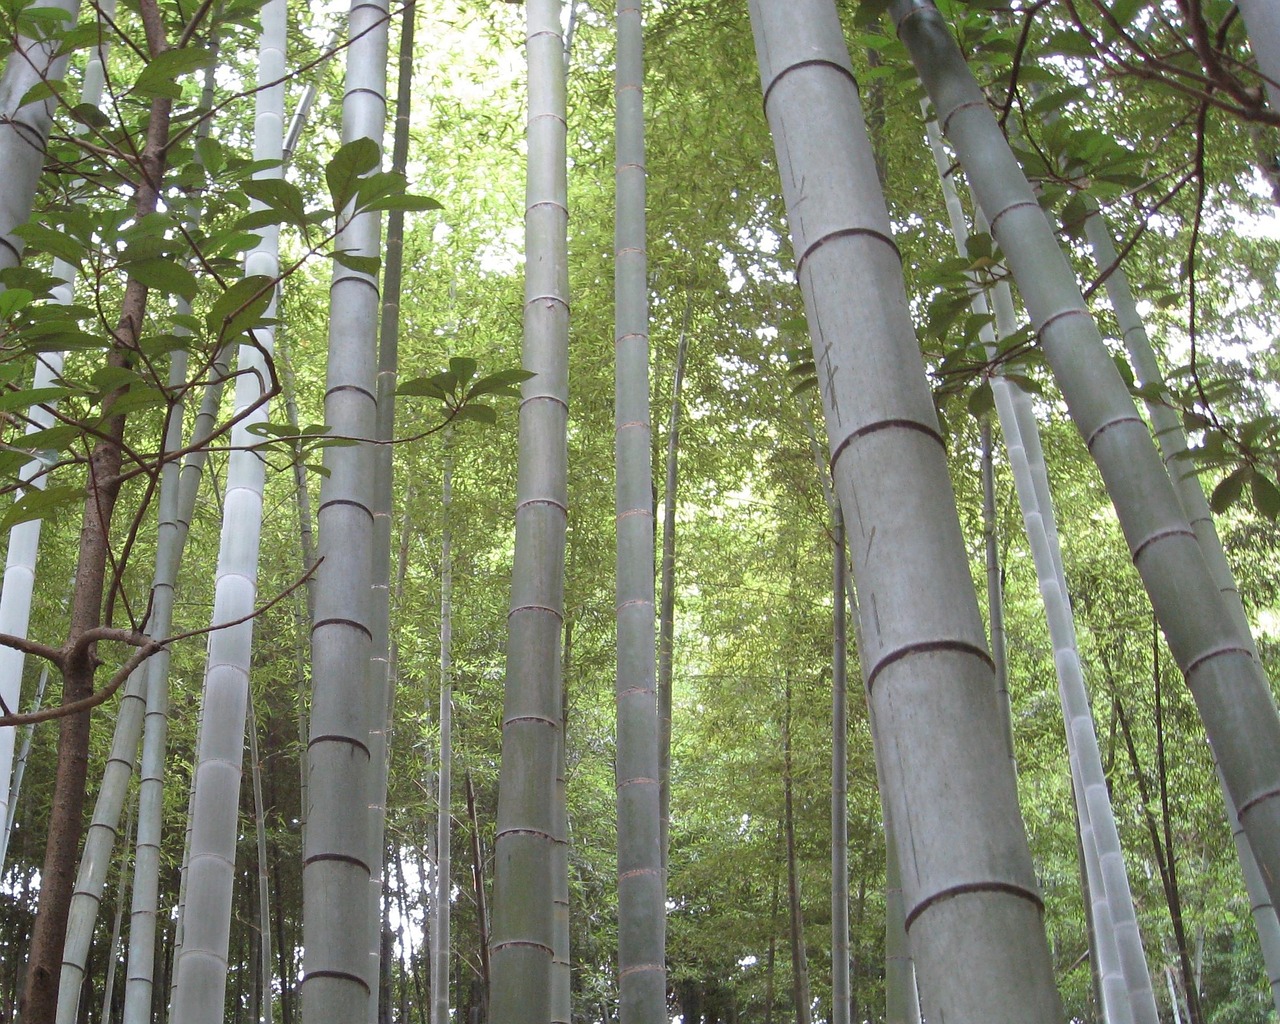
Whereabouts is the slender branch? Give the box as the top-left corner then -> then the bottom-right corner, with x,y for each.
0,560 -> 321,727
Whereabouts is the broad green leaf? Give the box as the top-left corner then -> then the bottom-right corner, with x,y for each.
195,136 -> 224,175
449,357 -> 478,384
455,403 -> 496,425
1210,467 -> 1249,514
134,47 -> 216,100
1252,472 -> 1280,520
125,258 -> 199,300
0,484 -> 82,531
0,386 -> 66,414
0,288 -> 33,320
967,380 -> 994,419
397,377 -> 449,399
69,102 -> 110,129
12,221 -> 85,267
242,178 -> 310,231
15,423 -> 78,452
101,385 -> 166,419
326,138 -> 381,213
17,79 -> 59,108
361,193 -> 444,213
332,250 -> 380,276
207,275 -> 274,341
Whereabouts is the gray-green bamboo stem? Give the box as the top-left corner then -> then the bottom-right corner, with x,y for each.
489,0 -> 570,1016
782,675 -> 811,1024
0,664 -> 47,865
979,421 -> 1015,770
897,0 -> 1280,926
0,0 -> 78,277
249,699 -> 274,1024
830,509 -> 850,1024
432,443 -> 453,1024
1083,202 -> 1280,1014
923,110 -> 1157,1024
101,803 -> 134,1024
170,2 -> 286,1014
614,0 -> 664,1018
367,4 -> 415,1015
0,0 -> 111,871
750,2 -> 1062,1018
301,0 -> 388,1018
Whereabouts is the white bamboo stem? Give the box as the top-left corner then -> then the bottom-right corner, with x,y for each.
169,1 -> 286,1016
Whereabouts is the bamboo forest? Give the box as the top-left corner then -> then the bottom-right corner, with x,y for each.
3,0 -> 1280,1020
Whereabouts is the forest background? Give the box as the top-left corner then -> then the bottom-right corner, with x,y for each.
0,0 -> 1278,1022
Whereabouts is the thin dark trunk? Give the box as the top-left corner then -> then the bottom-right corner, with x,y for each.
379,911 -> 394,1024
1114,689 -> 1201,1024
763,873 -> 779,1024
783,676 -> 811,1024
657,296 -> 691,879
272,850 -> 294,1024
1154,622 -> 1204,1024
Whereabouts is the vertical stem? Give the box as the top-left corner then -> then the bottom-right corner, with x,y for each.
301,0 -> 389,1018
465,769 -> 491,1000
783,675 -> 811,1024
615,0 -> 665,1016
657,297 -> 691,883
489,0 -> 569,1015
830,511 -> 850,1024
432,442 -> 453,1024
248,701 -> 274,1024
980,419 -> 1014,769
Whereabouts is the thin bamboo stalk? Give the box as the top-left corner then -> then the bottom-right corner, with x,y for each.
367,4 -> 416,1015
0,664 -> 47,866
431,442 -> 453,1024
922,112 -> 1157,1024
896,0 -> 1280,917
248,700 -> 274,1024
1082,202 -> 1280,1015
830,511 -> 849,1024
656,299 -> 690,883
0,0 -> 113,874
0,0 -> 79,277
